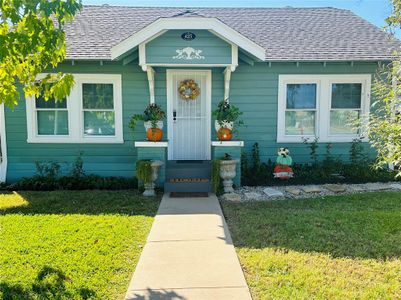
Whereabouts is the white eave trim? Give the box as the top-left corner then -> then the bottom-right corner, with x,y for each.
111,17 -> 266,61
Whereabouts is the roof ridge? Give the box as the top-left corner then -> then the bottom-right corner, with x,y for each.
82,5 -> 347,10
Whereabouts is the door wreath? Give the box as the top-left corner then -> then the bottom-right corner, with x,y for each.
178,79 -> 200,100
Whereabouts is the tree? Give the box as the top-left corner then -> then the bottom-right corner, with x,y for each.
365,0 -> 401,176
0,0 -> 82,107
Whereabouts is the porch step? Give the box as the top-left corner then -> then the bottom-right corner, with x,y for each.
165,160 -> 212,192
166,160 -> 211,180
164,182 -> 212,193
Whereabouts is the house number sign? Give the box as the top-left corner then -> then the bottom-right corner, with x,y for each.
181,32 -> 196,41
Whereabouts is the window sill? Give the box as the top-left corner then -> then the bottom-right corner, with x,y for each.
27,137 -> 124,144
277,136 -> 368,143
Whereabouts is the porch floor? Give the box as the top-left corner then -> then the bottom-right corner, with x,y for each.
125,193 -> 251,300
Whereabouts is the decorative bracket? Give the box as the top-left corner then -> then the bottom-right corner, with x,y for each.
146,67 -> 155,104
224,67 -> 232,101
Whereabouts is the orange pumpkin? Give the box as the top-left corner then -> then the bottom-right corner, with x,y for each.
217,128 -> 233,141
146,128 -> 163,142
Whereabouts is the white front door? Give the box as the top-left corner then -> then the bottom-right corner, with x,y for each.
0,104 -> 7,182
167,70 -> 211,160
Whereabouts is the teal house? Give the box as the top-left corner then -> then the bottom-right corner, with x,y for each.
0,6 -> 398,191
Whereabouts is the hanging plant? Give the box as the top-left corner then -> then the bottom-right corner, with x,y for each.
136,160 -> 153,184
178,79 -> 200,101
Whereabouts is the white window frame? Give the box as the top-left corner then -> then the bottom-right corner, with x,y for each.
277,74 -> 371,143
27,74 -> 123,144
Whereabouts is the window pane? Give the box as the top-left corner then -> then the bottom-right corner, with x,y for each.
331,83 -> 361,109
36,96 -> 67,109
330,110 -> 359,134
285,111 -> 315,135
37,111 -> 69,135
84,111 -> 115,136
286,84 -> 316,109
83,83 -> 114,109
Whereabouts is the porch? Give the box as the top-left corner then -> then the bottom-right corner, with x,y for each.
135,141 -> 243,192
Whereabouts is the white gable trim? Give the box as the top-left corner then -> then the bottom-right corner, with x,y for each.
111,17 -> 266,61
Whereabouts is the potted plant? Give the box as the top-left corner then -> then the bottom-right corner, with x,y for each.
129,103 -> 166,142
219,153 -> 238,193
213,99 -> 243,141
136,159 -> 163,196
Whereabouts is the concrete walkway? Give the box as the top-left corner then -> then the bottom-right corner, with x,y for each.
125,194 -> 252,300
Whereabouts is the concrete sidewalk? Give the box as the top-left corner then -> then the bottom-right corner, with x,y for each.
125,194 -> 251,300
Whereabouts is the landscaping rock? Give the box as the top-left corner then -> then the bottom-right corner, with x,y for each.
263,188 -> 284,198
349,185 -> 366,192
365,183 -> 391,191
390,183 -> 401,190
286,187 -> 302,196
301,186 -> 322,193
244,192 -> 263,201
222,193 -> 241,202
325,184 -> 347,193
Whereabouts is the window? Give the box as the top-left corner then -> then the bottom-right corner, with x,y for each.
330,83 -> 361,135
82,83 -> 115,136
35,95 -> 69,136
285,84 -> 317,136
27,74 -> 123,143
278,75 -> 371,142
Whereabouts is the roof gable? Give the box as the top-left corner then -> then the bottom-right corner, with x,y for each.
110,17 -> 266,61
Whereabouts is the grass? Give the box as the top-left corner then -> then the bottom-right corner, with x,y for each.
0,190 -> 161,300
222,192 -> 401,300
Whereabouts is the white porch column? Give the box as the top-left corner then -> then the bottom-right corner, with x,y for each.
224,67 -> 232,101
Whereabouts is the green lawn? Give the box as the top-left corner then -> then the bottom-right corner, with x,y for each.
0,190 -> 160,300
222,192 -> 401,300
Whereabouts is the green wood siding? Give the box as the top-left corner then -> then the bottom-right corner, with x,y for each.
146,30 -> 232,65
4,60 -> 379,183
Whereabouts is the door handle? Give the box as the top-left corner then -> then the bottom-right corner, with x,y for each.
173,110 -> 177,122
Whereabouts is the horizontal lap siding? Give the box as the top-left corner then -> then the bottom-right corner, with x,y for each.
230,62 -> 378,163
4,60 -> 379,182
146,30 -> 232,65
5,62 -> 148,182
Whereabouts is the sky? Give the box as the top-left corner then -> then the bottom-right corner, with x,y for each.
82,0 -> 392,30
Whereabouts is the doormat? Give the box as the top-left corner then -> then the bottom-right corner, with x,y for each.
170,192 -> 209,198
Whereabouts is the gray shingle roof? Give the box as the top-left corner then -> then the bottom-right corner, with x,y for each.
64,5 -> 400,61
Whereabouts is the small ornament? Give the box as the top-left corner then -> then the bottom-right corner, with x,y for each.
273,148 -> 294,180
178,79 -> 200,101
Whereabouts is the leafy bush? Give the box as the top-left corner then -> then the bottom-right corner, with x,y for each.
241,142 -> 399,186
3,155 -> 138,191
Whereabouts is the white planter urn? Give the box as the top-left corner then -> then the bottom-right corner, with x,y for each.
143,160 -> 163,197
144,121 -> 164,131
219,159 -> 238,193
215,120 -> 233,132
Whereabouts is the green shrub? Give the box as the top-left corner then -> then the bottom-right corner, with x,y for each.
3,154 -> 138,191
241,142 -> 399,186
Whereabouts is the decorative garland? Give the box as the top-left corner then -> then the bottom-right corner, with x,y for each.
178,79 -> 200,101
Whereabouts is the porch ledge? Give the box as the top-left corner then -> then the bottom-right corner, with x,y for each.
212,141 -> 244,147
134,141 -> 168,148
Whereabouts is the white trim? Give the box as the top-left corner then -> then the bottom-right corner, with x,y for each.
231,44 -> 238,71
0,104 -> 7,182
134,141 -> 168,148
26,74 -> 123,144
146,67 -> 156,104
277,74 -> 371,143
224,67 -> 232,101
212,141 -> 244,147
166,69 -> 212,160
111,17 -> 265,61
